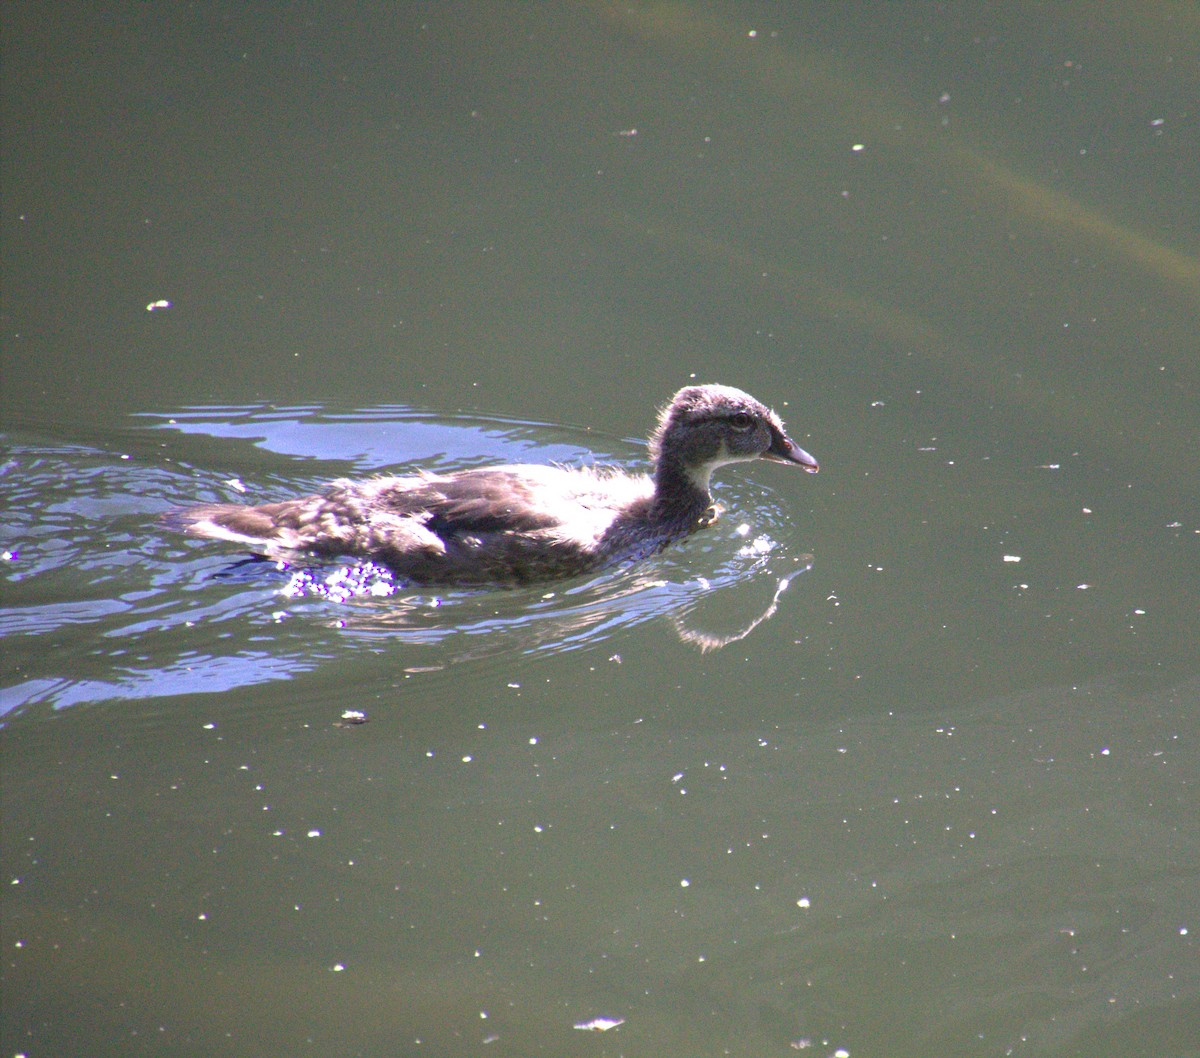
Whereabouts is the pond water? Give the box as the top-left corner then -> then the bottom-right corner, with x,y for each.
3,3 -> 1198,1056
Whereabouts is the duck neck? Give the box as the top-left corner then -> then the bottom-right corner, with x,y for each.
651,458 -> 714,528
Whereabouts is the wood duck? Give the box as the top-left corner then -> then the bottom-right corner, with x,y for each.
164,384 -> 818,584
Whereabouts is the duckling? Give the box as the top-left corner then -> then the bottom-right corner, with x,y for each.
164,384 -> 818,584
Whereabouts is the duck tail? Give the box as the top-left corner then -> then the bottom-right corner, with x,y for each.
161,501 -> 294,548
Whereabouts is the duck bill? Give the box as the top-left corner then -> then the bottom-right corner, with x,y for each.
764,432 -> 819,473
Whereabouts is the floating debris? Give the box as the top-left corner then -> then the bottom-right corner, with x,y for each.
574,1016 -> 625,1032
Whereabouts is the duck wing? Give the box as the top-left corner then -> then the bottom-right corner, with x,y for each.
370,468 -> 569,534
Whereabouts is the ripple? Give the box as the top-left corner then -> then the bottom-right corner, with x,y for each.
1,406 -> 816,714
265,522 -> 811,665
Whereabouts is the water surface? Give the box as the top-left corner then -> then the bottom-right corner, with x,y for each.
3,3 -> 1198,1056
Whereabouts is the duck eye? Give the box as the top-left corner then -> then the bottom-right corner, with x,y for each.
728,413 -> 754,430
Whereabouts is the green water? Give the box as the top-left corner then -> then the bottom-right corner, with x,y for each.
3,3 -> 1197,1055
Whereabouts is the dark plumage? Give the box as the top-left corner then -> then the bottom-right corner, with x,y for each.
164,384 -> 819,584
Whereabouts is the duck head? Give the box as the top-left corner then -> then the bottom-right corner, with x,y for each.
650,384 -> 819,493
